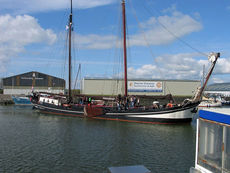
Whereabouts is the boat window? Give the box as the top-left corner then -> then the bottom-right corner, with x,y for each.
198,119 -> 223,173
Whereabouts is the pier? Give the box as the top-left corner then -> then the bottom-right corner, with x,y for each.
0,94 -> 14,105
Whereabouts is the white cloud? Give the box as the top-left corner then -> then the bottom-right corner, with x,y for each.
75,34 -> 117,49
127,53 -> 203,80
128,65 -> 159,79
212,77 -> 224,83
162,4 -> 177,14
215,58 -> 230,74
0,0 -> 116,14
75,9 -> 202,49
0,14 -> 56,72
0,15 -> 56,45
127,53 -> 230,81
129,11 -> 202,46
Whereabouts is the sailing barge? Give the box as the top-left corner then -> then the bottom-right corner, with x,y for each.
31,0 -> 85,117
85,51 -> 220,124
84,0 -> 220,124
31,0 -> 220,124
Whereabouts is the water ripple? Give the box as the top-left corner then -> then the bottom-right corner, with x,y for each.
0,105 -> 200,173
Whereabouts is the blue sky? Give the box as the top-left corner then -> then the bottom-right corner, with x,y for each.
1,0 -> 230,87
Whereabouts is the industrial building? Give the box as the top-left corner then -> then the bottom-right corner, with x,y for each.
81,78 -> 200,96
3,71 -> 65,95
0,78 -> 2,90
204,83 -> 230,97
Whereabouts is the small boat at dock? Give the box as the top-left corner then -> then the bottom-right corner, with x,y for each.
12,95 -> 32,105
31,0 -> 85,117
198,96 -> 222,108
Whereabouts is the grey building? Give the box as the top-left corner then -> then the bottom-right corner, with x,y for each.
81,78 -> 200,96
3,71 -> 65,95
204,83 -> 230,97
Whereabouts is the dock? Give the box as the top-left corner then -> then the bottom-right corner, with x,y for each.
0,94 -> 14,105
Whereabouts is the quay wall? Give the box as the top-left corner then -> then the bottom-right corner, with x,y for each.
0,94 -> 14,104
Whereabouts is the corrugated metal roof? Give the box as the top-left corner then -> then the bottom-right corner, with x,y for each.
3,71 -> 65,87
3,71 -> 64,81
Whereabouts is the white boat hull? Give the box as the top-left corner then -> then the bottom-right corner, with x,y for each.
89,103 -> 199,124
198,101 -> 222,107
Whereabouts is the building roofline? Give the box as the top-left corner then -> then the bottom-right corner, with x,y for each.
3,71 -> 65,81
83,77 -> 200,82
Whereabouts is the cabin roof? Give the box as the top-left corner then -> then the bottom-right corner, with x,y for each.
199,109 -> 230,125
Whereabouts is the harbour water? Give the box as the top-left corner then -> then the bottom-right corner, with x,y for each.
0,105 -> 198,173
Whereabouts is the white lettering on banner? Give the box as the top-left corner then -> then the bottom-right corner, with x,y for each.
128,81 -> 163,92
21,77 -> 44,80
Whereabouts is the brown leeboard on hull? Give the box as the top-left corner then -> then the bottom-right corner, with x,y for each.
84,104 -> 104,117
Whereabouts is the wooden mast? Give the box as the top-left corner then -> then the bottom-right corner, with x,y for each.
122,0 -> 128,97
200,53 -> 220,97
193,52 -> 220,102
68,0 -> 73,102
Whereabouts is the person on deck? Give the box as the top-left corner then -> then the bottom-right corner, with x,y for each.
130,96 -> 135,108
152,100 -> 159,109
117,101 -> 121,111
133,96 -> 137,107
125,97 -> 129,110
166,100 -> 173,108
88,97 -> 92,103
137,98 -> 140,106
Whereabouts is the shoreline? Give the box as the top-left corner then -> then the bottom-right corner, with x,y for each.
0,94 -> 14,105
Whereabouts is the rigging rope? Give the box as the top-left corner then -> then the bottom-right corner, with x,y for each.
112,2 -> 123,96
142,1 -> 208,57
127,0 -> 208,103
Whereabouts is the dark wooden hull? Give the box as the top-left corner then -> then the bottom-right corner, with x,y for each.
87,102 -> 199,124
33,103 -> 84,117
33,100 -> 199,124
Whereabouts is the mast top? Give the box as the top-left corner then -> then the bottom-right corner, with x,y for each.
69,0 -> 73,24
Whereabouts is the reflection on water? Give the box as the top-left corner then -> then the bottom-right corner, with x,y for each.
0,105 -> 197,173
